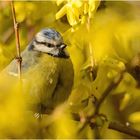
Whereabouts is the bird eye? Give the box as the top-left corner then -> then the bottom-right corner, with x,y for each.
47,43 -> 53,48
48,43 -> 51,47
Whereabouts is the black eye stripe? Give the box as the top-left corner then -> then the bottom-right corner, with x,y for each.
56,44 -> 60,47
34,39 -> 54,47
47,43 -> 54,48
34,39 -> 46,45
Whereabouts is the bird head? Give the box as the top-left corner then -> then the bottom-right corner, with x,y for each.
29,28 -> 69,58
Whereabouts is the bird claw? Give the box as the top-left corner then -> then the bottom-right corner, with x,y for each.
34,113 -> 41,119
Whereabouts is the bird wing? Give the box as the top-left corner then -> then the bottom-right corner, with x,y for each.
22,55 -> 59,112
1,48 -> 40,76
0,50 -> 59,113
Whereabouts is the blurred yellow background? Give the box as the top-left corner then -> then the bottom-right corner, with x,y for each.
0,0 -> 140,139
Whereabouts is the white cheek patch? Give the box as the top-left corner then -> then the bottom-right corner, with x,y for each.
33,43 -> 59,55
34,43 -> 53,53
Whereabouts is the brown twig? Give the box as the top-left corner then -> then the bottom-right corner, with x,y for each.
76,71 -> 125,137
72,113 -> 140,138
94,71 -> 124,115
86,16 -> 99,137
86,17 -> 95,81
108,121 -> 140,138
10,1 -> 22,80
73,70 -> 140,138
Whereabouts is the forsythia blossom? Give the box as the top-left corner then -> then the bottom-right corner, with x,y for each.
56,0 -> 100,26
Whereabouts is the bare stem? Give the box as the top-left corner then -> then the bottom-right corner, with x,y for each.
10,1 -> 22,80
72,113 -> 140,138
76,71 -> 125,138
109,121 -> 140,138
94,71 -> 124,115
87,17 -> 95,81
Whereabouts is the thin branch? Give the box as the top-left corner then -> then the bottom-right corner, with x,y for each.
72,113 -> 140,138
75,71 -> 125,136
94,71 -> 124,115
87,17 -> 98,137
10,1 -> 22,80
72,71 -> 140,138
87,17 -> 95,81
109,121 -> 140,138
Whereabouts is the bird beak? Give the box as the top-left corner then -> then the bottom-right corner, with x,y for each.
60,43 -> 67,50
59,43 -> 69,58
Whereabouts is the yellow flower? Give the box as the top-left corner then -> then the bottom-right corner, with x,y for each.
56,0 -> 100,26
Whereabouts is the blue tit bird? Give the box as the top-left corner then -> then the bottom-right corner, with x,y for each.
2,28 -> 74,114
